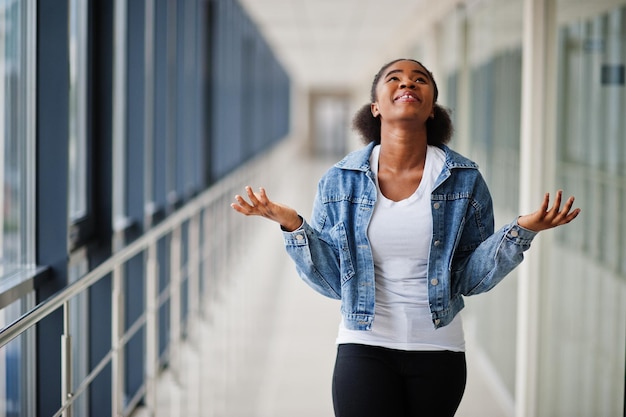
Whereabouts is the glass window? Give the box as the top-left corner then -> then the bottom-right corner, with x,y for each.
312,95 -> 349,157
543,2 -> 626,416
0,0 -> 36,277
0,1 -> 37,413
112,0 -> 128,247
439,9 -> 463,129
68,0 -> 89,222
555,2 -> 625,272
467,0 -> 523,215
464,0 -> 524,401
0,302 -> 35,417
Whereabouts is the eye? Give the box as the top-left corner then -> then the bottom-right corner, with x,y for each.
416,77 -> 428,84
387,76 -> 400,82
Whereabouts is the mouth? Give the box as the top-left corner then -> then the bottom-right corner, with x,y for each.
394,92 -> 420,102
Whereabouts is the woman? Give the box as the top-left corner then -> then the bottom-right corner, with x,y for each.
231,59 -> 580,417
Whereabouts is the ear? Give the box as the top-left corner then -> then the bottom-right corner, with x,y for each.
371,103 -> 380,118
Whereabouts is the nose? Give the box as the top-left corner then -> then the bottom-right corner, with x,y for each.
400,78 -> 416,89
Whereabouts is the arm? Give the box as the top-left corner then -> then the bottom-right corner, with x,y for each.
459,190 -> 580,296
282,218 -> 342,299
231,185 -> 342,298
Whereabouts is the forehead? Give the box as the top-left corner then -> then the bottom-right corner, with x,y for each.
382,60 -> 430,78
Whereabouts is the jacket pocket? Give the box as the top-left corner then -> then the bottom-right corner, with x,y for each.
449,216 -> 466,272
331,222 -> 355,285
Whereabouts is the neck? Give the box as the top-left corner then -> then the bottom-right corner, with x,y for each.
378,124 -> 428,172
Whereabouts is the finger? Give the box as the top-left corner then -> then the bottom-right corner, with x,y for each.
231,201 -> 252,215
553,195 -> 577,222
554,208 -> 580,226
542,191 -> 563,224
550,190 -> 563,213
539,192 -> 550,213
256,187 -> 271,207
567,208 -> 581,222
556,200 -> 582,226
245,186 -> 261,206
234,194 -> 252,208
559,195 -> 575,214
258,187 -> 269,204
231,202 -> 246,214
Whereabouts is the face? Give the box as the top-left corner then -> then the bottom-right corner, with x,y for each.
370,60 -> 436,126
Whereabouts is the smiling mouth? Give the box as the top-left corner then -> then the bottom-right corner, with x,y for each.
395,93 -> 419,102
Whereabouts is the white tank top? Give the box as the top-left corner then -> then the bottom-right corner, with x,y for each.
336,144 -> 465,351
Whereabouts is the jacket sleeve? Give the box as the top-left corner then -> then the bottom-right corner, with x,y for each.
281,185 -> 342,299
454,176 -> 538,296
458,219 -> 537,296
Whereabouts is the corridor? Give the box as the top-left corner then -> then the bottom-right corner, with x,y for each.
134,140 -> 510,417
0,0 -> 624,416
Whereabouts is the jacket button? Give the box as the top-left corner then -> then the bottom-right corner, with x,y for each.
434,319 -> 441,326
430,278 -> 439,286
433,240 -> 440,246
510,230 -> 519,237
295,234 -> 304,241
433,202 -> 441,209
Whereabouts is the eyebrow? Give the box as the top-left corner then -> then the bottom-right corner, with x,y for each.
384,68 -> 430,80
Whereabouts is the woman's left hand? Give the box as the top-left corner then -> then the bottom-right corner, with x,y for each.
517,190 -> 581,232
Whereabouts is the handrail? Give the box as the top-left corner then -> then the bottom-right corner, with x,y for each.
0,152 -> 247,348
0,137 -> 298,417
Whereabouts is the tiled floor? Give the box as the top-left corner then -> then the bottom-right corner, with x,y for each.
134,142 -> 511,417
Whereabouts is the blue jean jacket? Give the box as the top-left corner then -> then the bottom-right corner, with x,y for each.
282,142 -> 537,330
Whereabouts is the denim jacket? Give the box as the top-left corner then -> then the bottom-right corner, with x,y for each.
282,142 -> 537,330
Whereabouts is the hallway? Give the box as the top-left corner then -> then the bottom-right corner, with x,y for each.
135,140 -> 510,417
2,1 -> 625,415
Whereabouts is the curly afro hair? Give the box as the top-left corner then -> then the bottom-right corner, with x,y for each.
352,58 -> 453,146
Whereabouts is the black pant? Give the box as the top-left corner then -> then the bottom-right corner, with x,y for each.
332,344 -> 467,417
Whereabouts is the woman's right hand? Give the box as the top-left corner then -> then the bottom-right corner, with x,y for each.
231,186 -> 303,232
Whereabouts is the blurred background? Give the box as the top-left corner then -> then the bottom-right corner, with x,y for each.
0,0 -> 624,416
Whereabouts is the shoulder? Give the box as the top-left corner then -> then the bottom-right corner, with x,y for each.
434,145 -> 490,196
438,144 -> 480,170
316,144 -> 376,202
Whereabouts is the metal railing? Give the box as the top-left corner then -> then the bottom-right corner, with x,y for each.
0,139 -> 294,417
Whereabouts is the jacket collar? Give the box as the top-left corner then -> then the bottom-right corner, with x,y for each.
334,142 -> 376,172
334,141 -> 479,172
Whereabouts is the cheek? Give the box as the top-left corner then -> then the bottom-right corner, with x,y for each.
422,92 -> 436,110
374,80 -> 387,99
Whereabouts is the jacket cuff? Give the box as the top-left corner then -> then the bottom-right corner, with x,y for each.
282,218 -> 309,246
508,219 -> 538,245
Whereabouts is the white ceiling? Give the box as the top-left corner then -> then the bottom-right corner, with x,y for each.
238,0 -> 440,90
239,0 -> 626,90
